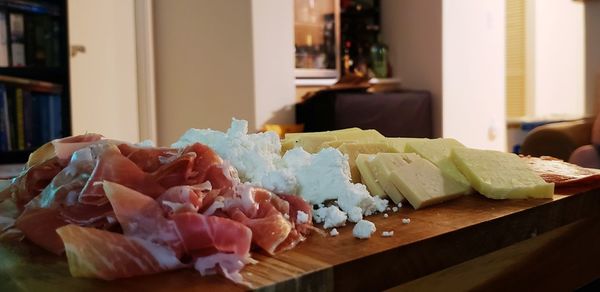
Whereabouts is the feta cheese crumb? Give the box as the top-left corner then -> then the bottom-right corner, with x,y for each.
402,218 -> 411,224
314,206 -> 347,229
383,213 -> 388,218
352,220 -> 376,239
382,231 -> 394,237
296,210 -> 309,224
347,206 -> 363,223
330,228 -> 339,237
392,207 -> 399,212
284,213 -> 290,220
373,196 -> 389,213
397,202 -> 403,208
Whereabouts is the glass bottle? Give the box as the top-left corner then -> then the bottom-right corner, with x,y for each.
370,36 -> 389,78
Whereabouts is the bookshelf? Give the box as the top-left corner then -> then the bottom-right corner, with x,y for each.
0,0 -> 70,164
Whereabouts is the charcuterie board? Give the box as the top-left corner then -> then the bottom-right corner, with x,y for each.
2,187 -> 599,292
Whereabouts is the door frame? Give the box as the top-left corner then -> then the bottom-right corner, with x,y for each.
134,0 -> 157,142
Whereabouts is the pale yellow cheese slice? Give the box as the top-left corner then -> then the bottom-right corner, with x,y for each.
405,138 -> 473,194
367,153 -> 411,203
356,154 -> 386,197
451,148 -> 554,199
338,142 -> 397,182
281,128 -> 383,154
384,153 -> 466,209
385,137 -> 427,152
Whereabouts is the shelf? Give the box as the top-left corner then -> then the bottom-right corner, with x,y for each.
0,150 -> 33,164
0,67 -> 67,83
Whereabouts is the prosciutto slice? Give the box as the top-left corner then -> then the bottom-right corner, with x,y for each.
56,224 -> 183,280
522,155 -> 600,188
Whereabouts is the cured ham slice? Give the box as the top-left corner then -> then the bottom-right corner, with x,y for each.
56,224 -> 183,280
79,145 -> 165,206
117,144 -> 178,173
522,155 -> 600,188
103,182 -> 182,252
14,208 -> 68,255
52,133 -> 104,161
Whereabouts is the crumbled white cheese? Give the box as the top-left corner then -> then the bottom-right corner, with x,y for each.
173,119 -> 296,194
397,202 -> 403,208
373,196 -> 389,213
296,210 -> 309,224
352,220 -> 376,239
382,231 -> 394,237
313,206 -> 347,229
383,213 -> 388,218
173,119 -> 385,227
402,218 -> 411,224
347,206 -> 363,223
392,207 -> 399,212
330,228 -> 339,237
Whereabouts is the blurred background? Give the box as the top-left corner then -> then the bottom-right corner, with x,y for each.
0,0 -> 598,166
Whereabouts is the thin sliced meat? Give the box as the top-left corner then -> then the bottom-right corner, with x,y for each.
15,208 -> 68,255
152,143 -> 226,188
278,194 -> 314,235
5,157 -> 66,209
52,133 -> 104,161
229,207 -> 292,255
103,181 -> 181,252
117,144 -> 178,173
171,212 -> 252,257
79,145 -> 165,206
156,183 -> 211,214
522,155 -> 600,188
56,224 -> 183,280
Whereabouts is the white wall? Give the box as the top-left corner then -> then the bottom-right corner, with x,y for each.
381,0 -> 442,137
154,0 -> 296,146
69,0 -> 139,142
530,0 -> 585,117
586,1 -> 600,114
442,0 -> 506,150
154,0 -> 255,146
251,0 -> 296,130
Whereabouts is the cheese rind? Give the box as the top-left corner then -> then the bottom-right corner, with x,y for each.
380,153 -> 465,209
405,138 -> 473,194
451,148 -> 554,199
356,154 -> 386,196
338,142 -> 396,182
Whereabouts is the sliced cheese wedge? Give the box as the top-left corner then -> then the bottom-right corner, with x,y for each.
356,154 -> 386,196
451,148 -> 554,199
338,142 -> 397,182
367,153 -> 413,203
405,138 -> 473,194
385,137 -> 428,152
379,153 -> 465,209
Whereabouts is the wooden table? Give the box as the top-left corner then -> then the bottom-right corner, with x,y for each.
2,188 -> 600,292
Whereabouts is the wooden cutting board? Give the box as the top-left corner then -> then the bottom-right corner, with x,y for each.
2,188 -> 599,292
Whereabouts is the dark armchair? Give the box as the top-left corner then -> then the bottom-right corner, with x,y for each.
520,118 -> 594,161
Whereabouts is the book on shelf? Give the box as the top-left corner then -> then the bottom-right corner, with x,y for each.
0,11 -> 8,67
9,12 -> 25,67
0,2 -> 62,68
0,75 -> 63,151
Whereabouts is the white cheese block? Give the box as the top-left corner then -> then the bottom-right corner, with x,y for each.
451,148 -> 554,199
382,153 -> 466,209
405,138 -> 473,194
